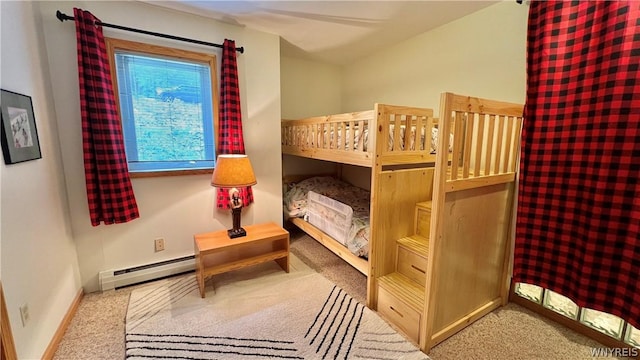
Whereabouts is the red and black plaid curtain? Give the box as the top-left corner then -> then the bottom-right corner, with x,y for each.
74,8 -> 139,226
216,39 -> 254,209
514,1 -> 640,328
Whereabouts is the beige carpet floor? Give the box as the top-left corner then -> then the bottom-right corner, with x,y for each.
53,228 -> 629,359
124,258 -> 427,359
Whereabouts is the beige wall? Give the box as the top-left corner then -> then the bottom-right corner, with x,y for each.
280,56 -> 342,119
342,1 -> 528,114
280,56 -> 343,177
0,2 -> 81,358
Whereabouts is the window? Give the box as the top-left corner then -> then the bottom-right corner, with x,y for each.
106,38 -> 218,176
514,282 -> 640,348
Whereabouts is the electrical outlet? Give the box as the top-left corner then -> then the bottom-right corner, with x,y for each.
19,304 -> 29,327
154,238 -> 165,252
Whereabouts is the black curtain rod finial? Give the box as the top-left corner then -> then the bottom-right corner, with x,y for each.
56,10 -> 73,22
55,10 -> 244,54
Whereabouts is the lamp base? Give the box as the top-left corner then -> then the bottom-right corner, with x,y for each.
228,227 -> 246,239
228,206 -> 247,238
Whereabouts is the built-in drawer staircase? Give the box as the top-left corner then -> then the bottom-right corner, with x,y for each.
376,201 -> 431,343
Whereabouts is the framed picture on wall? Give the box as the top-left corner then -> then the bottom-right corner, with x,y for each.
1,89 -> 42,164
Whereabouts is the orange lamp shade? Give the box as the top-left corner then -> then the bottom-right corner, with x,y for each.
211,154 -> 257,188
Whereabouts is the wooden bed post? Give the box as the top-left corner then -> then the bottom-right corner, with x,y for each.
421,93 -> 453,352
366,103 -> 382,309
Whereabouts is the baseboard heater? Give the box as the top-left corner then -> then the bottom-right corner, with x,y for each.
98,255 -> 195,291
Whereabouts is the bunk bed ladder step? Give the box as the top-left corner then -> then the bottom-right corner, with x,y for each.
397,235 -> 429,255
414,201 -> 432,239
396,237 -> 428,285
377,272 -> 425,343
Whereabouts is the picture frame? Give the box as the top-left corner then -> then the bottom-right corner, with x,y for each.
1,89 -> 41,164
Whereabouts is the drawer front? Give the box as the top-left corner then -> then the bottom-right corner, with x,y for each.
397,247 -> 427,285
415,207 -> 431,238
377,286 -> 421,342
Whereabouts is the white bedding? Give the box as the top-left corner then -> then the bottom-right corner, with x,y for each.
283,176 -> 370,259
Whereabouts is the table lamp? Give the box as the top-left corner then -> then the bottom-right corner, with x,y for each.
211,154 -> 257,238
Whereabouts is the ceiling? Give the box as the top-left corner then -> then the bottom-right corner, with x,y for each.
144,1 -> 498,65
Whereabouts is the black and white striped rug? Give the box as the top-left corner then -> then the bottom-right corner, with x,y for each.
125,257 -> 429,360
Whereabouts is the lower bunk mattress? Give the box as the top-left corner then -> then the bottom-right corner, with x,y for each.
283,176 -> 369,259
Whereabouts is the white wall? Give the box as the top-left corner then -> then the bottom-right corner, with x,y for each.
0,2 -> 81,358
37,1 -> 282,294
342,1 -> 528,113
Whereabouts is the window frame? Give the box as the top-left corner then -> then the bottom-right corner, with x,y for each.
105,37 -> 219,178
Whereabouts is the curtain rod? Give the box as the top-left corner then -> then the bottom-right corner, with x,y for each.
55,10 -> 244,54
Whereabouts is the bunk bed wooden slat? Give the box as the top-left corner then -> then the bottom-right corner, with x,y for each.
494,115 -> 505,173
474,115 -> 485,176
450,112 -> 465,180
357,120 -> 365,152
462,114 -> 474,178
393,114 -> 402,152
502,117 -> 516,173
484,115 -> 495,176
416,115 -> 424,152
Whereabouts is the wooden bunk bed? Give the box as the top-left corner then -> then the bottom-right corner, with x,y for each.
281,93 -> 523,354
282,104 -> 436,277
